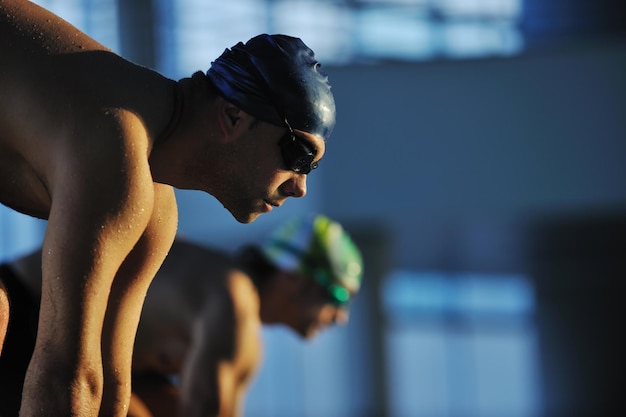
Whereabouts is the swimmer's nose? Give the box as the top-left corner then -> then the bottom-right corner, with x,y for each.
284,174 -> 307,198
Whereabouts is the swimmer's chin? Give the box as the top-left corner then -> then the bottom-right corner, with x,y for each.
225,207 -> 264,224
236,216 -> 260,224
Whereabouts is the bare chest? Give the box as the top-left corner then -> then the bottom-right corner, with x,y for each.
0,145 -> 51,219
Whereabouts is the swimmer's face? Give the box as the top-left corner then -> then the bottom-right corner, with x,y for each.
216,119 -> 325,224
286,272 -> 354,339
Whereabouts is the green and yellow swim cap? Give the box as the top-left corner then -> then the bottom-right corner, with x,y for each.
262,215 -> 363,305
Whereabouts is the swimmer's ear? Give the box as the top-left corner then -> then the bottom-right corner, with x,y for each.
217,101 -> 246,141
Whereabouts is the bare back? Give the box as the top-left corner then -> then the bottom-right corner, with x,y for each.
134,240 -> 261,375
0,0 -> 175,218
134,240 -> 263,417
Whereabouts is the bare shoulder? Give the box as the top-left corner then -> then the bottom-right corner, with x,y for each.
225,268 -> 261,319
0,1 -> 176,219
225,268 -> 262,383
144,241 -> 236,315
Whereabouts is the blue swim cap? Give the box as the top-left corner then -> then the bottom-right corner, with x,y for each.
207,34 -> 336,141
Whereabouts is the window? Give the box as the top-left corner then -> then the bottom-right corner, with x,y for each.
382,270 -> 541,417
161,0 -> 523,78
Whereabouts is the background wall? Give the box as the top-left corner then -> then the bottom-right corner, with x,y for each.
322,39 -> 626,273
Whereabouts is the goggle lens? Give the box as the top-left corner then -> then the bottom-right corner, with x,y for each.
279,119 -> 318,174
314,270 -> 351,307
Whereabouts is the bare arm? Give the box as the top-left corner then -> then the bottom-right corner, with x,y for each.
19,110 -> 173,417
100,182 -> 178,417
181,272 -> 261,417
